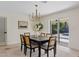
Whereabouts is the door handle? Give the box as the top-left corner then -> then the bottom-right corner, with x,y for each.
4,32 -> 7,34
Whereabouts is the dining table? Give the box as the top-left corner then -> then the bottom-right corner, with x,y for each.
30,36 -> 49,57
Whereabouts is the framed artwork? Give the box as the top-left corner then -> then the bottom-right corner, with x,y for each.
18,21 -> 28,29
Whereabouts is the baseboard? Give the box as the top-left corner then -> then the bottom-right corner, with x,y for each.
70,47 -> 79,51
6,41 -> 20,45
0,42 -> 6,46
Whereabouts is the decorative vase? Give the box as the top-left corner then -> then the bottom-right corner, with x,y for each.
35,31 -> 40,37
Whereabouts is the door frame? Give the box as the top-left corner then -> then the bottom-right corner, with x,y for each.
50,20 -> 60,42
0,16 -> 7,45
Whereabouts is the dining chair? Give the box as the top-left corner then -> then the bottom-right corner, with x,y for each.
46,33 -> 52,38
24,32 -> 30,36
23,35 -> 38,57
41,36 -> 57,57
20,34 -> 24,51
24,32 -> 36,52
40,33 -> 46,37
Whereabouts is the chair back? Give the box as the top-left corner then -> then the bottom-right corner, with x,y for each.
20,34 -> 24,44
41,33 -> 46,37
46,33 -> 51,38
24,32 -> 30,36
48,36 -> 56,47
23,35 -> 31,47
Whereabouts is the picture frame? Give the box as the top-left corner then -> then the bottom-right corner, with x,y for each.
18,21 -> 28,29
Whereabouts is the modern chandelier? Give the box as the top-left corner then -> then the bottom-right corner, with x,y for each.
32,5 -> 40,21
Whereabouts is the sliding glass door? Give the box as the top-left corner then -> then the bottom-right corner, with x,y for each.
50,18 -> 69,47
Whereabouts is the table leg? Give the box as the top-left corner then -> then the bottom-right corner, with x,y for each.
38,44 -> 41,57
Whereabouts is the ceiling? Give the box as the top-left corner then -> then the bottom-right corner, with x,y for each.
0,1 -> 79,16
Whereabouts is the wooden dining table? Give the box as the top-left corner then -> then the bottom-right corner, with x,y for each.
30,36 -> 49,57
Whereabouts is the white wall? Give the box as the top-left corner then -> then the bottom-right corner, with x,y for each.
0,12 -> 42,45
0,6 -> 79,50
0,12 -> 31,45
40,7 -> 79,50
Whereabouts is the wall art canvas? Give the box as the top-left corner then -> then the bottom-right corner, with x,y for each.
18,21 -> 28,29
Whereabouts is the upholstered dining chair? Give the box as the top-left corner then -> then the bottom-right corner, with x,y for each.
46,33 -> 52,38
20,34 -> 24,51
41,33 -> 46,37
23,35 -> 38,57
24,32 -> 36,52
24,32 -> 30,36
41,36 -> 57,57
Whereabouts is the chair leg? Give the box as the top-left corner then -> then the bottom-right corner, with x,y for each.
47,50 -> 49,57
30,49 -> 32,57
53,48 -> 56,57
21,44 -> 22,51
45,50 -> 47,54
33,48 -> 35,52
24,46 -> 27,56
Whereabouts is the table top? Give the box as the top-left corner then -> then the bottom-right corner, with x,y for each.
30,35 -> 49,42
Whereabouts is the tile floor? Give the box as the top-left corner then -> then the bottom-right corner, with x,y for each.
0,44 -> 79,57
